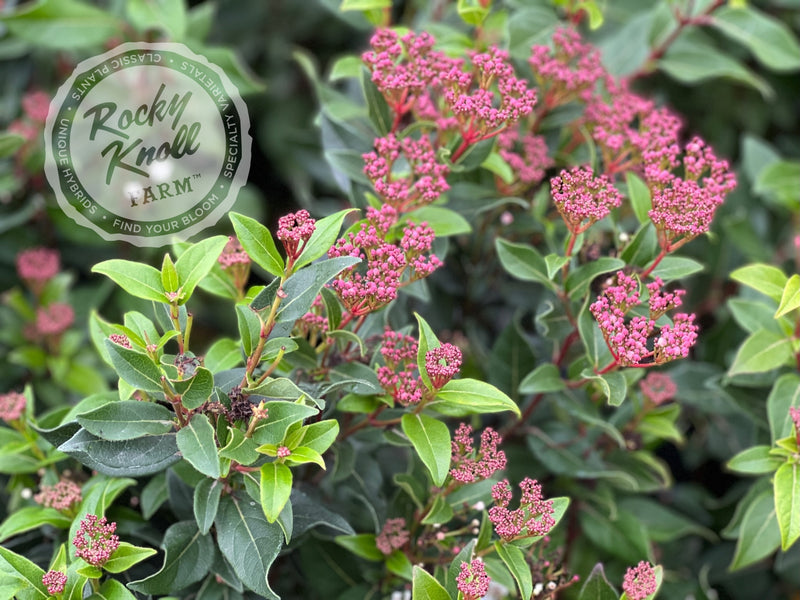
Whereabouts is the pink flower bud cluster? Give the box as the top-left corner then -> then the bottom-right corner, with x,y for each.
590,271 -> 698,367
497,129 -> 553,189
42,570 -> 67,595
218,236 -> 250,268
16,247 -> 60,285
529,27 -> 606,106
22,90 -> 51,123
34,479 -> 82,512
456,559 -> 491,600
622,561 -> 657,600
639,372 -> 677,406
647,137 -> 736,248
375,517 -> 410,555
0,391 -> 26,422
790,407 -> 800,447
488,478 -> 555,541
550,166 -> 622,235
73,514 -> 119,567
276,445 -> 291,458
363,134 -> 450,211
277,209 -> 316,261
425,343 -> 462,389
450,423 -> 507,484
299,295 -> 329,335
328,207 -> 441,316
35,303 -> 75,337
108,333 -> 132,349
377,328 -> 424,406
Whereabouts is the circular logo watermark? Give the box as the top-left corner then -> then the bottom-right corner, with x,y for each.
44,42 -> 251,247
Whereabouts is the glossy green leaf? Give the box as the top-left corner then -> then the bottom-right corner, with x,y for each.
754,161 -> 800,211
495,541 -> 532,600
193,477 -> 222,535
286,446 -> 326,469
649,256 -> 704,282
128,521 -> 213,594
401,413 -> 451,487
334,534 -> 383,561
566,258 -> 625,298
361,67 -> 391,135
104,340 -> 163,392
775,274 -> 800,318
171,367 -> 214,409
731,263 -> 788,302
0,546 -> 48,599
285,419 -> 339,454
421,495 -> 454,525
581,369 -> 628,406
230,212 -> 284,277
203,338 -> 242,372
92,260 -> 166,303
220,427 -> 259,465
727,330 -> 793,376
519,363 -> 566,395
415,312 -> 441,391
0,506 -> 70,543
726,445 -> 782,475
59,429 -> 179,477
405,206 -> 472,237
712,6 -> 800,72
578,563 -> 618,600
626,172 -> 651,225
103,542 -> 157,573
775,462 -> 800,550
86,578 -> 137,600
260,462 -> 293,523
767,374 -> 800,443
161,254 -> 180,294
77,400 -> 173,441
176,414 -> 220,478
251,402 -> 318,445
730,489 -> 781,570
174,236 -> 229,304
215,495 -> 282,599
411,565 -> 450,600
294,208 -> 359,271
277,256 -> 360,322
432,378 -> 521,417
126,0 -> 187,40
496,238 -> 553,289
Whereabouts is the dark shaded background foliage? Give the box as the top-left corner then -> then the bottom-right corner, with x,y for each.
1,0 -> 799,599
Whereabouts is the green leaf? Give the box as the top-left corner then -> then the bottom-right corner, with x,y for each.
401,413 -> 451,487
286,420 -> 339,454
421,495 -> 454,525
730,489 -> 781,570
92,260 -> 167,303
776,274 -> 800,318
387,549 -> 413,580
171,367 -> 214,410
727,330 -> 794,377
277,256 -> 360,322
446,540 -> 477,597
659,34 -> 773,99
411,565 -> 450,600
161,254 -> 180,294
415,312 -> 441,391
0,546 -> 48,600
204,338 -> 243,372
176,414 -> 220,479
286,446 -> 326,469
578,563 -> 618,600
775,462 -> 800,551
334,534 -> 383,561
103,542 -> 157,573
126,0 -> 187,40
481,150 -> 514,183
519,363 -> 566,394
731,263 -> 788,302
220,427 -> 260,465
230,212 -> 284,277
193,478 -> 222,535
728,298 -> 784,335
330,55 -> 363,81
361,67 -> 392,136
649,256 -> 704,282
340,0 -> 391,10
236,304 -> 261,356
76,564 -> 103,579
0,133 -> 25,159
294,208 -> 359,271
87,578 -> 138,600
104,341 -> 164,392
215,495 -> 282,599
767,374 -> 800,443
432,378 -> 521,417
128,521 -> 213,594
77,400 -> 174,441
580,369 -> 628,407
496,238 -> 553,289
59,430 -> 179,477
0,506 -> 70,543
174,236 -> 229,304
712,6 -> 800,72
260,462 -> 293,523
495,542 -> 532,600
251,402 -> 318,445
0,0 -> 122,49
565,258 -> 625,298
406,206 -> 472,237
726,446 -> 782,475
626,172 -> 651,225
754,161 -> 800,211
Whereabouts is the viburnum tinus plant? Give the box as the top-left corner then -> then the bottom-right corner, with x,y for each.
1,1 -> 800,599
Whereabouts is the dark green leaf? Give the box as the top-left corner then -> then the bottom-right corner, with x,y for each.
77,400 -> 173,441
172,367 -> 214,410
730,489 -> 781,570
566,258 -> 625,298
712,6 -> 800,72
626,172 -> 651,225
193,478 -> 222,535
104,341 -> 164,392
176,414 -> 220,478
578,563 -> 618,600
519,363 -> 566,394
496,238 -> 553,289
726,446 -> 782,475
59,429 -> 179,477
278,256 -> 360,322
767,374 -> 800,443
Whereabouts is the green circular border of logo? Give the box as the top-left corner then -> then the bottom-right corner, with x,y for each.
44,42 -> 251,247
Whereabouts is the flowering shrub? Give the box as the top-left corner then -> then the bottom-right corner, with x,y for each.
1,1 -> 799,600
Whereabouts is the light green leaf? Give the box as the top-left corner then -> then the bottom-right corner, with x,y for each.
432,378 -> 521,417
126,0 -> 187,40
775,462 -> 800,550
754,161 -> 800,211
0,546 -> 48,599
415,312 -> 441,391
411,565 -> 450,600
626,172 -> 651,224
92,260 -> 166,303
174,236 -> 229,304
727,330 -> 793,377
649,256 -> 704,282
775,274 -> 800,318
405,206 -> 472,237
519,363 -> 566,394
102,542 -> 157,574
0,506 -> 71,543
767,374 -> 800,443
401,413 -> 451,487
294,208 -> 359,271
577,563 -> 618,600
712,6 -> 800,72
495,542 -> 532,600
230,212 -> 284,277
161,254 -> 179,294
260,462 -> 293,523
726,446 -> 782,475
334,534 -> 383,561
251,401 -> 318,446
203,338 -> 243,372
496,238 -> 553,289
286,446 -> 326,469
176,414 -> 220,478
171,367 -> 214,410
731,263 -> 788,302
